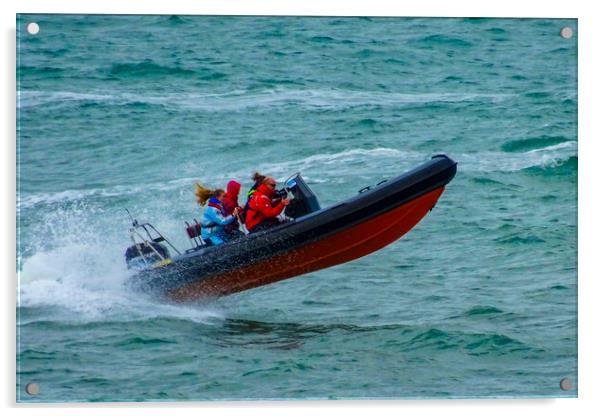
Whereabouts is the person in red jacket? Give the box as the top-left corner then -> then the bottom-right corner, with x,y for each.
245,176 -> 290,233
221,180 -> 244,239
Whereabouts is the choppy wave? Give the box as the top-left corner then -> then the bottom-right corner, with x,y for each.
183,318 -> 539,356
458,141 -> 577,173
17,88 -> 511,111
463,305 -> 504,316
524,155 -> 577,176
18,65 -> 66,80
108,61 -> 198,78
18,142 -> 576,210
408,34 -> 473,48
501,136 -> 571,153
16,148 -> 407,209
399,327 -> 533,355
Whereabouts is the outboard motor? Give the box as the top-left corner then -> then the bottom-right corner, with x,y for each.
284,174 -> 321,219
125,242 -> 170,270
123,209 -> 180,270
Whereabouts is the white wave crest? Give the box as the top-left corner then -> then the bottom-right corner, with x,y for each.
18,88 -> 511,111
456,141 -> 577,172
17,148 -> 414,209
18,142 -> 576,210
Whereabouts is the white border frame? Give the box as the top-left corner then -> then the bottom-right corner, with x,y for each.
4,1 -> 600,414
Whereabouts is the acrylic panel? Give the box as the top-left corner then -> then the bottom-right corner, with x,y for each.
16,15 -> 577,401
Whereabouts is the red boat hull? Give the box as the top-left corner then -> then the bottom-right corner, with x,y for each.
167,186 -> 444,301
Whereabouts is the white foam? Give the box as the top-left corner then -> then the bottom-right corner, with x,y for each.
18,90 -> 117,108
18,88 -> 511,111
18,276 -> 226,325
18,243 -> 225,325
455,141 -> 577,172
17,198 -> 225,325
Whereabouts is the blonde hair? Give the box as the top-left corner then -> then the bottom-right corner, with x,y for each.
194,183 -> 224,206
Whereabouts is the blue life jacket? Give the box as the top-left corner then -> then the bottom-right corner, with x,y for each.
201,197 -> 235,241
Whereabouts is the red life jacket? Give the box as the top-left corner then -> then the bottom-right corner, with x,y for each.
222,181 -> 241,233
244,183 -> 285,231
222,180 -> 241,215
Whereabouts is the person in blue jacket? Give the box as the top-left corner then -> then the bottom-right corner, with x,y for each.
194,184 -> 241,246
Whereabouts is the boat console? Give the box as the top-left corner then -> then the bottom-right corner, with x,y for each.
284,173 -> 321,219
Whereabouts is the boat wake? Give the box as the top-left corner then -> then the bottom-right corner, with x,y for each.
18,225 -> 225,325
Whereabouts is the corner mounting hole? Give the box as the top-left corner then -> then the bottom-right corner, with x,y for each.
560,27 -> 573,39
559,377 -> 572,391
26,22 -> 40,35
25,383 -> 39,395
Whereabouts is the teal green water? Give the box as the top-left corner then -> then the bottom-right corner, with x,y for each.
17,15 -> 577,401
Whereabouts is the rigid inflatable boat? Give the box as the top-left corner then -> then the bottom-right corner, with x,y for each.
125,154 -> 457,301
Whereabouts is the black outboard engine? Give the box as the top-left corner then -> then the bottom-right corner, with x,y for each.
283,174 -> 321,219
125,242 -> 170,270
123,210 -> 180,271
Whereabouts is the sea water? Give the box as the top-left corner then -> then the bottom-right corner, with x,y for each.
16,15 -> 577,401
